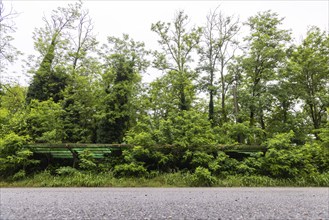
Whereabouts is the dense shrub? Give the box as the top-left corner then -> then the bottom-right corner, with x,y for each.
79,149 -> 97,171
262,131 -> 326,178
0,133 -> 39,177
237,152 -> 264,175
214,122 -> 265,145
113,163 -> 148,177
56,166 -> 79,176
183,150 -> 214,170
122,146 -> 168,171
126,110 -> 217,147
191,167 -> 216,186
209,151 -> 239,176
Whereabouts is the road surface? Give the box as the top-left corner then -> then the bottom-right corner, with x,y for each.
1,188 -> 328,219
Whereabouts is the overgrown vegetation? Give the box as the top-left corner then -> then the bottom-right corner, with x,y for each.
0,2 -> 328,187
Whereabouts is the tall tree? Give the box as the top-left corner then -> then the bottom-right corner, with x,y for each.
289,26 -> 329,137
198,8 -> 240,124
61,6 -> 99,143
26,2 -> 82,103
61,72 -> 100,143
240,11 -> 291,130
151,11 -> 202,111
97,34 -> 149,143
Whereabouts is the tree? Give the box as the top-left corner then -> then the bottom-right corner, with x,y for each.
226,56 -> 245,143
0,1 -> 22,74
26,2 -> 82,103
66,6 -> 98,71
61,72 -> 100,143
25,99 -> 64,143
151,11 -> 202,111
240,11 -> 291,131
0,83 -> 27,137
289,27 -> 329,138
60,6 -> 100,143
97,34 -> 149,143
198,7 -> 240,124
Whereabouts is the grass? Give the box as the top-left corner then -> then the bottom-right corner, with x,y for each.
1,171 -> 328,187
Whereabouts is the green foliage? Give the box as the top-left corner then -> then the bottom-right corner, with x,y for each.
56,166 -> 79,176
126,131 -> 156,147
302,143 -> 329,173
264,148 -> 312,178
25,99 -> 64,143
183,150 -> 214,170
61,73 -> 99,143
151,11 -> 202,111
289,26 -> 329,133
79,150 -> 97,171
319,118 -> 329,148
161,110 -> 216,147
26,67 -> 69,103
12,170 -> 26,180
197,9 -> 240,124
0,84 -> 27,137
259,132 -> 329,178
209,151 -> 239,176
240,10 -> 291,132
1,4 -> 329,186
215,122 -> 265,144
0,133 -> 39,177
113,163 -> 148,177
126,109 -> 216,148
191,167 -> 216,186
26,2 -> 84,103
97,35 -> 147,143
266,130 -> 295,150
121,146 -> 173,172
237,152 -> 264,175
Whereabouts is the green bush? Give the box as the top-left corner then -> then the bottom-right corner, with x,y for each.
122,146 -> 175,171
261,131 -> 329,178
191,167 -> 216,187
0,133 -> 39,177
113,163 -> 148,177
123,146 -> 152,163
126,109 -> 217,148
56,166 -> 79,176
209,151 -> 239,176
263,147 -> 317,178
79,150 -> 97,171
25,99 -> 64,143
266,130 -> 295,150
302,143 -> 329,173
215,122 -> 265,145
12,170 -> 26,180
183,150 -> 214,170
237,152 -> 264,175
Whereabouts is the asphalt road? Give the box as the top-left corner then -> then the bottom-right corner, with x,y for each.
1,188 -> 328,219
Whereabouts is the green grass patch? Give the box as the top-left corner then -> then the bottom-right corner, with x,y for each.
1,171 -> 328,187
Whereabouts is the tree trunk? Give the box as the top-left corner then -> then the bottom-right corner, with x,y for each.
209,90 -> 214,123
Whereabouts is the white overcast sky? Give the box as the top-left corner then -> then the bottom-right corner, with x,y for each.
2,0 -> 329,85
